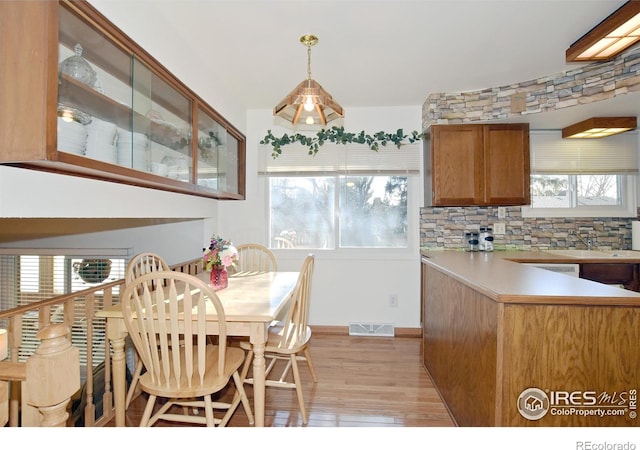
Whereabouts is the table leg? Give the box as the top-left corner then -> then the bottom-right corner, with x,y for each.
250,323 -> 268,427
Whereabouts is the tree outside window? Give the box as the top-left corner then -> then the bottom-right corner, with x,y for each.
269,175 -> 408,249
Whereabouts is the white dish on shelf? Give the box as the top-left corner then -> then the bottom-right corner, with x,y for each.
57,117 -> 87,154
150,162 -> 169,176
57,117 -> 86,135
85,142 -> 117,163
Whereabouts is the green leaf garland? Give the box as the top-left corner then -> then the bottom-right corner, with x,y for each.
260,126 -> 423,158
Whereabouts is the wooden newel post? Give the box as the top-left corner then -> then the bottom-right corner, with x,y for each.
26,324 -> 80,427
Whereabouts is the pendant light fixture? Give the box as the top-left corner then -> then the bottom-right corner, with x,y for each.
273,34 -> 344,126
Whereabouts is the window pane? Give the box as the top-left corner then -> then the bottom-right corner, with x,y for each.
530,175 -> 570,208
339,176 -> 408,248
576,175 -> 621,206
269,177 -> 335,249
531,174 -> 623,209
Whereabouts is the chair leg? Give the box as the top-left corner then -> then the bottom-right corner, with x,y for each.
234,371 -> 255,425
125,359 -> 144,409
290,354 -> 308,424
140,395 -> 157,427
240,349 -> 253,381
220,371 -> 254,427
303,347 -> 319,382
204,395 -> 215,426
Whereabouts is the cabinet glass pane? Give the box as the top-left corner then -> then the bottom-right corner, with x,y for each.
220,133 -> 239,194
196,108 -> 226,190
132,58 -> 192,179
58,5 -> 132,162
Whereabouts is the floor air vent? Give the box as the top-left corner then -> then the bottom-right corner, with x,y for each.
348,322 -> 395,337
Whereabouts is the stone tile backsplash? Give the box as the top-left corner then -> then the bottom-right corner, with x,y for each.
419,206 -> 638,251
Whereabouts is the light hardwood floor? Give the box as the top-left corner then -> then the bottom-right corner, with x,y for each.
110,333 -> 455,427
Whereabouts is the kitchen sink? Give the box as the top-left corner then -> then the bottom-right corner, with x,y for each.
603,250 -> 640,258
545,249 -> 640,259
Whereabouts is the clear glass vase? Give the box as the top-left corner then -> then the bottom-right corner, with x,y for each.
209,266 -> 228,291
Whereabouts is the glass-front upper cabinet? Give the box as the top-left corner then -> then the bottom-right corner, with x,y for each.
0,0 -> 244,199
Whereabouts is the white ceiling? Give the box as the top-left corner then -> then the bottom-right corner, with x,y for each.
90,0 -> 640,129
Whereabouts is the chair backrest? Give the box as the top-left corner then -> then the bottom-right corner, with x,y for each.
273,237 -> 295,249
120,271 -> 228,388
232,243 -> 278,276
125,252 -> 171,283
279,254 -> 315,348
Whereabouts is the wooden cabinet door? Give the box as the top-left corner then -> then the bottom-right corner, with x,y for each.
580,263 -> 640,291
483,124 -> 530,205
429,125 -> 483,206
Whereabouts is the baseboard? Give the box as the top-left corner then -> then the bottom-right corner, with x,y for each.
310,325 -> 421,338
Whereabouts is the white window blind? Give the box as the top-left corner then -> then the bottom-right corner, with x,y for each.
0,250 -> 126,368
530,130 -> 639,174
259,142 -> 421,175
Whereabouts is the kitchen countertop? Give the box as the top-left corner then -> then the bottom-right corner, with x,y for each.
420,249 -> 640,305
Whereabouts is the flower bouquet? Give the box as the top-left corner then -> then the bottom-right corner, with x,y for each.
203,235 -> 238,290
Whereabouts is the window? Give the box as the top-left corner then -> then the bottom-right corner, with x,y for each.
523,131 -> 638,217
261,142 -> 420,249
269,175 -> 409,249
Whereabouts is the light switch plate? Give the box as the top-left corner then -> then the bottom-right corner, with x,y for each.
494,222 -> 506,235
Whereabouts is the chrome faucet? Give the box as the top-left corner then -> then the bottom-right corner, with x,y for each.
571,230 -> 593,250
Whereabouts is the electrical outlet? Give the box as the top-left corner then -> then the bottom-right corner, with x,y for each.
498,207 -> 506,219
389,294 -> 398,307
494,222 -> 506,235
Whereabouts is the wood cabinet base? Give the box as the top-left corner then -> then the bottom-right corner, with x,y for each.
422,263 -> 640,426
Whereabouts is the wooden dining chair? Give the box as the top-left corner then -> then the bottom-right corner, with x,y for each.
274,236 -> 295,249
230,243 -> 278,277
121,270 -> 254,426
239,254 -> 318,424
125,252 -> 170,283
124,252 -> 171,409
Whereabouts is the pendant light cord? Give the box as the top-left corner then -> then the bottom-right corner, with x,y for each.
307,43 -> 312,80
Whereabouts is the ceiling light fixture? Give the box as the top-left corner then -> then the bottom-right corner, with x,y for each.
566,1 -> 640,62
273,34 -> 343,126
561,116 -> 637,138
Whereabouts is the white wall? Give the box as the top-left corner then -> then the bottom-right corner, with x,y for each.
217,106 -> 424,328
0,165 -> 218,264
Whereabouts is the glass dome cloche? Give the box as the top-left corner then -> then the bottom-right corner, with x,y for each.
59,43 -> 98,88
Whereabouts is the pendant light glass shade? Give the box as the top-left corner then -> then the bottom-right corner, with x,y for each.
273,35 -> 344,126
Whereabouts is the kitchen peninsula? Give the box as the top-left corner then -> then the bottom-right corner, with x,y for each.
421,250 -> 640,427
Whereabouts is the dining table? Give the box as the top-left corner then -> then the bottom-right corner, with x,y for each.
96,270 -> 299,427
